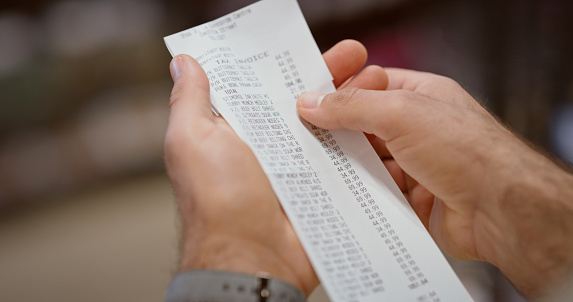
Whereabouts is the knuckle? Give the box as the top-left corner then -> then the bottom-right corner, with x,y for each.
371,90 -> 415,139
330,87 -> 361,107
440,76 -> 461,88
362,64 -> 385,76
163,128 -> 179,160
163,122 -> 188,163
362,65 -> 388,86
430,74 -> 461,89
385,90 -> 416,117
390,89 -> 414,103
169,84 -> 184,106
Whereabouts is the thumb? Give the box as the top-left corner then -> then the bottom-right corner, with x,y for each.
296,88 -> 413,141
168,54 -> 213,123
164,54 -> 214,171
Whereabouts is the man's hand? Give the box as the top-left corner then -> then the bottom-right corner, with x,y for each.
164,40 -> 387,296
297,68 -> 573,297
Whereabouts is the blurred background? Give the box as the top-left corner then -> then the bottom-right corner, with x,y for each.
0,0 -> 571,301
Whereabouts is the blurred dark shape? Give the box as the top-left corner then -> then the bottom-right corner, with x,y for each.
551,102 -> 573,164
0,12 -> 39,77
0,0 -> 175,207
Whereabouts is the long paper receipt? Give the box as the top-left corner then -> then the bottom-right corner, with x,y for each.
164,0 -> 473,301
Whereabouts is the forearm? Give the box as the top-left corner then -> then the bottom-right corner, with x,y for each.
477,140 -> 573,297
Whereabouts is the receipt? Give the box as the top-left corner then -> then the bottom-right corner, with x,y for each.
164,0 -> 473,301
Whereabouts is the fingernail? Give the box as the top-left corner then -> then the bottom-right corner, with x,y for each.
170,56 -> 185,81
298,92 -> 325,109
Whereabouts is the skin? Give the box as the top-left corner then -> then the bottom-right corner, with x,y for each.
165,40 -> 383,296
166,40 -> 573,298
297,68 -> 573,298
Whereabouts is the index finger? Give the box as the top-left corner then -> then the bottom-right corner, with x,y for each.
385,68 -> 481,109
384,68 -> 443,91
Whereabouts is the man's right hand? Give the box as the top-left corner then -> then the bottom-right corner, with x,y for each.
297,68 -> 573,298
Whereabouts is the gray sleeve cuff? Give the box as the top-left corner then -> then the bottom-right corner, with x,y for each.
165,270 -> 306,302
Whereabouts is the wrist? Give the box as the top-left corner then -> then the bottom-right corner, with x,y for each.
178,235 -> 312,296
166,270 -> 305,302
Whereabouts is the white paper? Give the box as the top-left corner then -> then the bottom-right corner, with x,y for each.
164,1 -> 473,301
